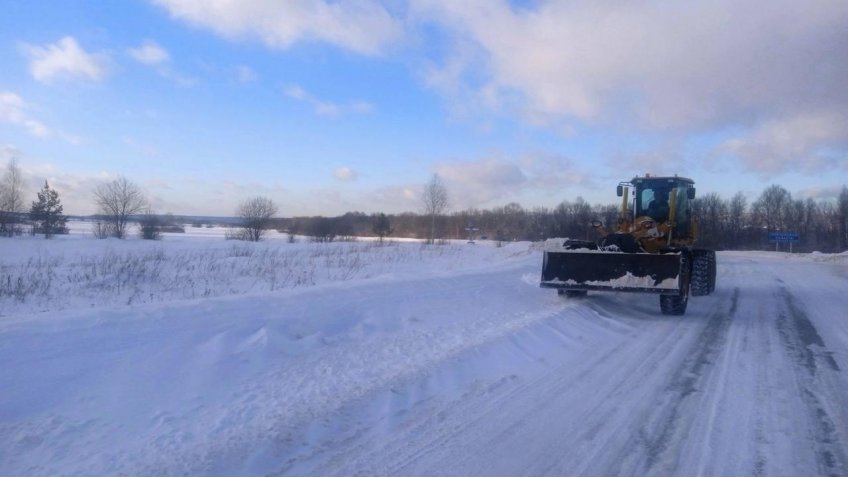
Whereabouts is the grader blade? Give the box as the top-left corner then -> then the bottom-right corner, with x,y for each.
540,250 -> 683,294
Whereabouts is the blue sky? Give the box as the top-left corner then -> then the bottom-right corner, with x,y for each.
1,0 -> 846,216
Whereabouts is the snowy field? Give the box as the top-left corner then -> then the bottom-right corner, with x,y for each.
1,225 -> 848,476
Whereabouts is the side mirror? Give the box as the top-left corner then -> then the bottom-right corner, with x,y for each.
590,220 -> 603,228
688,188 -> 696,199
616,185 -> 623,197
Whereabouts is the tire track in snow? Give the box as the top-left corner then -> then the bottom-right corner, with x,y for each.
276,254 -> 848,476
688,286 -> 749,477
386,299 -> 714,477
294,298 -> 700,477
457,301 -> 713,477
631,288 -> 739,475
749,297 -> 777,477
337,313 -> 639,477
776,285 -> 848,477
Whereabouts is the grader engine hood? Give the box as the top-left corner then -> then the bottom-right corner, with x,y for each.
540,240 -> 683,294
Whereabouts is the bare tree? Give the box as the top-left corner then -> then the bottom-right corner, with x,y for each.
752,184 -> 791,232
237,196 -> 278,242
839,185 -> 848,250
421,173 -> 449,244
692,192 -> 727,249
727,192 -> 748,249
0,158 -> 25,236
93,177 -> 147,239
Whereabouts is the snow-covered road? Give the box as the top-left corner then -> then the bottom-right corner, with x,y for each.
291,252 -> 848,477
1,244 -> 847,476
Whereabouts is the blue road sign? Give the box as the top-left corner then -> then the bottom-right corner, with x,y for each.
768,231 -> 800,243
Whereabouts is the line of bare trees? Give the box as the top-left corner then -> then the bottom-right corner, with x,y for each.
92,177 -> 279,242
274,184 -> 848,252
1,164 -> 280,242
88,179 -> 848,251
692,185 -> 848,252
3,156 -> 847,251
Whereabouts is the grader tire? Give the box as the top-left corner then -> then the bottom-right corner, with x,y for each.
660,252 -> 690,315
691,250 -> 716,297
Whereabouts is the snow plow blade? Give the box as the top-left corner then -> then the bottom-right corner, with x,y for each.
540,249 -> 683,294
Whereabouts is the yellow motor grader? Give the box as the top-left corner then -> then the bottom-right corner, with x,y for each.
540,175 -> 716,315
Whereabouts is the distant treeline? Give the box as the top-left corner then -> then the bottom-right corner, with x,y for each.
5,180 -> 847,252
272,184 -> 848,253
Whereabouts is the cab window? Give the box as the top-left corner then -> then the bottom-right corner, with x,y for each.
638,189 -> 656,216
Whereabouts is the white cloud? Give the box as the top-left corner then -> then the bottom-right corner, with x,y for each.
413,0 -> 848,128
122,136 -> 160,157
333,167 -> 358,182
21,36 -> 108,82
431,155 -> 594,208
435,158 -> 527,208
435,157 -> 525,205
235,65 -> 257,83
719,111 -> 848,176
314,101 -> 340,118
520,154 -> 595,190
128,40 -> 171,65
152,0 -> 403,56
1,91 -> 84,143
797,185 -> 848,201
284,83 -> 375,118
57,131 -> 85,145
1,144 -> 22,162
4,161 -> 109,215
1,91 -> 51,137
347,101 -> 374,114
412,0 -> 848,174
127,40 -> 196,86
604,143 -> 690,180
152,68 -> 196,87
365,185 -> 421,212
284,84 -> 307,100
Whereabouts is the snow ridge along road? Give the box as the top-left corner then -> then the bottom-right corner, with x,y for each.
1,242 -> 847,476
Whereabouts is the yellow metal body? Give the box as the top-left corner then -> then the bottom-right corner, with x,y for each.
596,184 -> 698,253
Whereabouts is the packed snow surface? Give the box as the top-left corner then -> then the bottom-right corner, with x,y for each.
2,227 -> 848,476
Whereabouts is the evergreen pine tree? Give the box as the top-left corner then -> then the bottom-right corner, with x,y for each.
372,212 -> 393,244
30,181 -> 66,238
